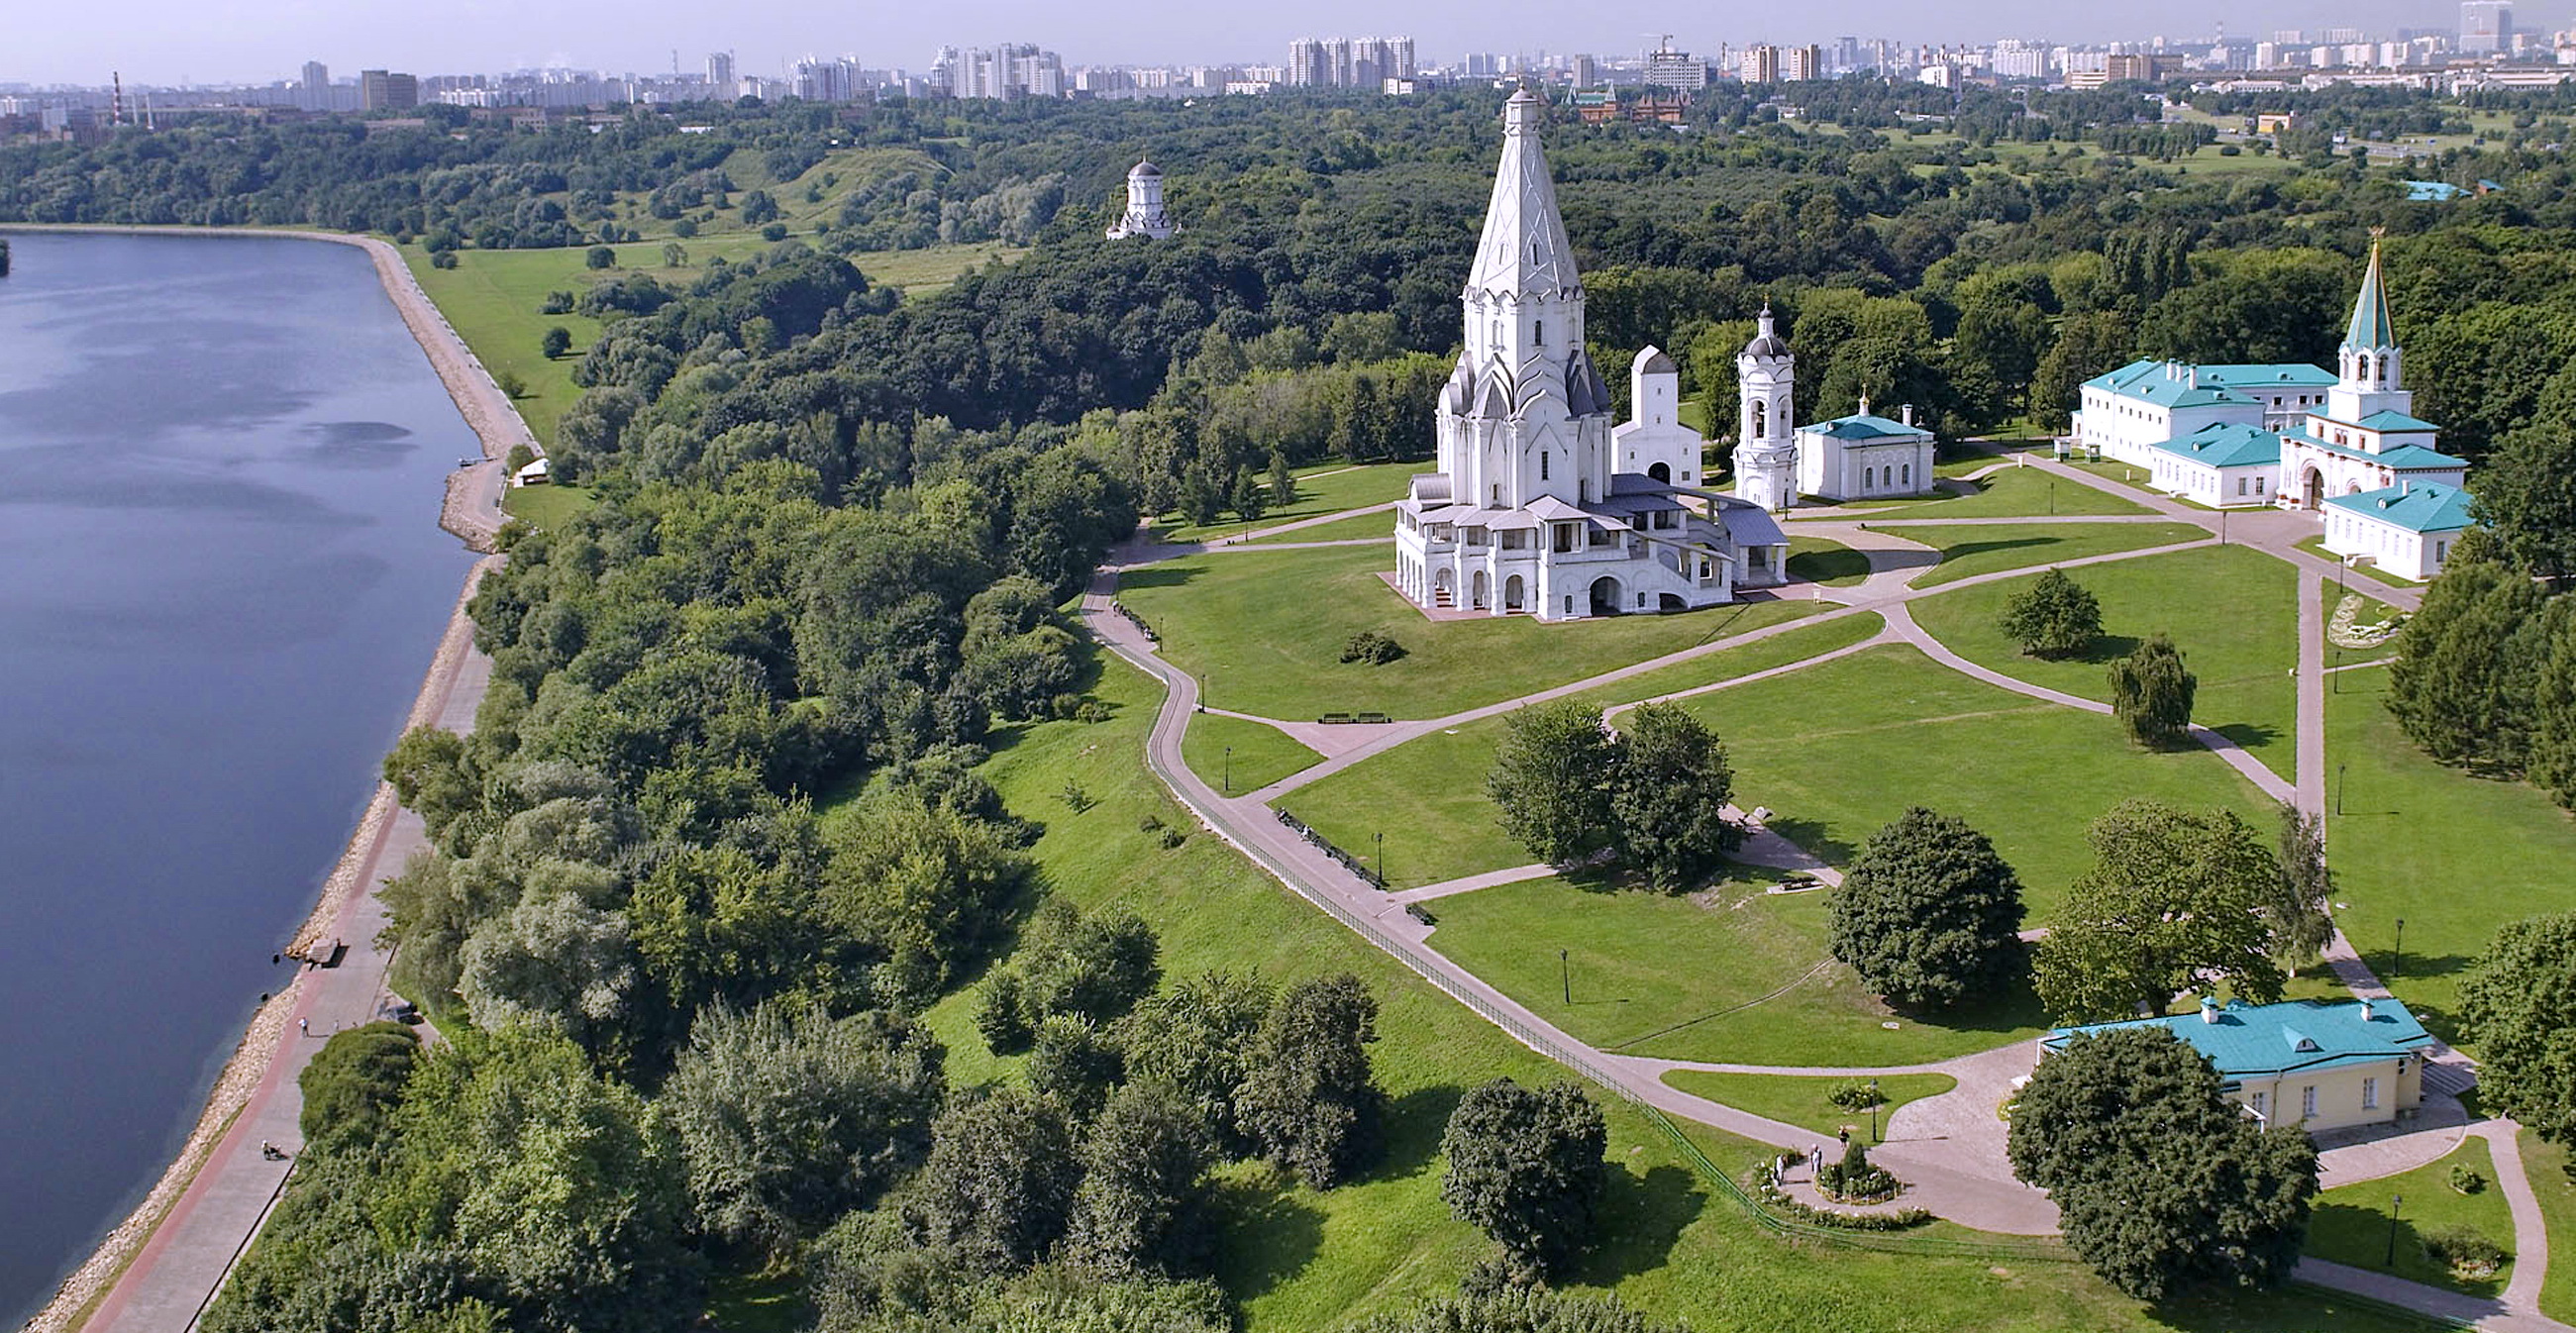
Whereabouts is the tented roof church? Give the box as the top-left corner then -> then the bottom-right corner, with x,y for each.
1393,90 -> 1788,621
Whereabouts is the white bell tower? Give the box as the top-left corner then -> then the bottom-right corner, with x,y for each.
1733,304 -> 1798,511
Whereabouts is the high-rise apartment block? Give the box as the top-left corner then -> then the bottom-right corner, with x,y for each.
2461,1 -> 2513,54
1644,42 -> 1709,89
1285,37 -> 1415,89
359,69 -> 418,110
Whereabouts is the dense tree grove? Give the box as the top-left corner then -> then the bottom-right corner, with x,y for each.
2458,912 -> 2576,1145
2010,1027 -> 2319,1300
1489,700 -> 1738,883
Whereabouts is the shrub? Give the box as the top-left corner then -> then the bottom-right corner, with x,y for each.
2449,1164 -> 2489,1194
539,289 -> 575,315
762,222 -> 790,242
1827,1079 -> 1886,1113
585,245 -> 617,269
505,444 -> 537,473
495,370 -> 527,399
2421,1225 -> 2509,1279
430,250 -> 459,269
1815,1137 -> 1900,1202
1340,630 -> 1405,665
976,972 -> 1033,1053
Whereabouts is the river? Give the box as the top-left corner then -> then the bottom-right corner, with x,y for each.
0,233 -> 475,1323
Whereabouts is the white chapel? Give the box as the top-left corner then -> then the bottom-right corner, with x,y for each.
1107,160 -> 1175,240
1393,90 -> 1788,621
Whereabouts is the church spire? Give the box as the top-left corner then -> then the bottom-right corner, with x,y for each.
2343,229 -> 2396,353
1465,88 -> 1581,299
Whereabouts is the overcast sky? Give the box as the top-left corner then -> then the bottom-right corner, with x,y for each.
5,0 -> 2512,87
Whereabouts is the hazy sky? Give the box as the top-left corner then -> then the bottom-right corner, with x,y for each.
6,0 -> 2504,87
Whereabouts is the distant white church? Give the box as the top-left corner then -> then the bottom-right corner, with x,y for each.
1717,305 -> 1939,509
2071,237 -> 2477,579
1107,159 -> 1175,240
1393,90 -> 1788,621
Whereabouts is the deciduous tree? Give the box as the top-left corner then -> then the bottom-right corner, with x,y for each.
2108,632 -> 2197,747
1606,702 -> 1740,891
1997,568 -> 2104,659
1489,700 -> 1621,867
2458,912 -> 2576,1146
1235,974 -> 1385,1189
1439,1078 -> 1609,1282
2032,799 -> 2286,1022
1828,808 -> 2027,1009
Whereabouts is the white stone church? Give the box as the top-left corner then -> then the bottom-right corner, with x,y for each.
1393,91 -> 1789,621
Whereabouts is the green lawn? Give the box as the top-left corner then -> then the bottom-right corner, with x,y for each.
1429,874 -> 2047,1069
406,238 -> 1015,445
1116,543 -> 1817,721
1825,466 -> 2151,520
501,481 -> 597,530
1279,616 -> 1891,887
1242,508 -> 1397,545
2297,536 -> 2422,588
1680,646 -> 2278,917
2306,1136 -> 2516,1297
903,649 -> 2420,1331
1902,521 -> 2210,588
2522,1131 -> 2576,1324
1908,546 -> 2301,778
1150,461 -> 1421,545
2323,666 -> 2576,1047
1182,711 -> 1322,796
1789,535 -> 1873,587
1658,1071 -> 1960,1139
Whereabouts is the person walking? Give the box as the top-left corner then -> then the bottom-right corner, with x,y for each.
298,1018 -> 308,1038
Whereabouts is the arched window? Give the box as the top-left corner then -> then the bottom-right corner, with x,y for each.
1750,399 -> 1767,437
1902,462 -> 1912,487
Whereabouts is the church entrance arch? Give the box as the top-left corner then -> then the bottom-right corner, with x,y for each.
1434,567 -> 1454,604
1503,574 -> 1525,611
2302,466 -> 2323,510
1472,570 -> 1490,610
1648,461 -> 1671,483
1589,575 -> 1623,616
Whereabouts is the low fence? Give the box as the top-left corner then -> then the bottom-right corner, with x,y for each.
1274,809 -> 1385,888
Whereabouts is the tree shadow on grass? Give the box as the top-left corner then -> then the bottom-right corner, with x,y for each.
1206,1177 -> 1327,1302
2062,633 -> 2142,666
1114,563 -> 1202,593
1577,1163 -> 1703,1284
2212,721 -> 2281,754
1758,817 -> 1854,868
2302,1199 -> 2509,1301
1372,1082 -> 1468,1180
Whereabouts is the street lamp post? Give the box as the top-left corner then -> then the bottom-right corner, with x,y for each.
2337,764 -> 2348,816
2395,917 -> 2406,980
1560,949 -> 1571,1005
1223,746 -> 1232,795
1870,1077 -> 1882,1144
1376,831 -> 1385,888
2385,1193 -> 2404,1267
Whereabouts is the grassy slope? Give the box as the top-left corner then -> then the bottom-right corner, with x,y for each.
2522,1131 -> 2576,1324
501,481 -> 597,529
1117,543 -> 1816,720
1658,1072 -> 1960,1139
1243,510 -> 1399,545
1181,711 -> 1323,795
916,646 -> 2422,1333
1150,461 -> 1421,545
2322,666 -> 2576,1046
1789,535 -> 1872,587
2306,1136 -> 2516,1298
403,239 -> 1015,445
1427,876 -> 2045,1068
1907,545 -> 2300,779
1906,522 -> 2210,588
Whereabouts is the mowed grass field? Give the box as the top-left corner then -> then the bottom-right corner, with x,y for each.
1149,461 -> 1420,545
2323,666 -> 2576,1047
1908,545 -> 2301,778
895,646 -> 2422,1333
1115,542 -> 1818,721
1426,875 -> 2046,1068
2306,1137 -> 2516,1297
1902,521 -> 2211,587
404,238 -> 1017,445
1816,464 -> 2151,520
1658,1071 -> 1960,1139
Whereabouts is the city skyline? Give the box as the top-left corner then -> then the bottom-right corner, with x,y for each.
1,0 -> 2524,87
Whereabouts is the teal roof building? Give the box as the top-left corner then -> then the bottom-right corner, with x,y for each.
2323,480 -> 2477,534
2043,996 -> 2439,1132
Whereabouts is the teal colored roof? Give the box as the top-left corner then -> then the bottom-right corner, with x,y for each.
2405,179 -> 2467,201
2196,363 -> 2339,390
2083,359 -> 2259,410
1801,412 -> 1929,441
2358,409 -> 2440,433
2324,481 -> 2478,534
2151,421 -> 2281,468
2344,242 -> 2397,352
2286,430 -> 2467,470
2045,997 -> 2434,1084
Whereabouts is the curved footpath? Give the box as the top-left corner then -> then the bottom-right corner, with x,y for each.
15,225 -> 517,1333
1091,453 -> 2566,1330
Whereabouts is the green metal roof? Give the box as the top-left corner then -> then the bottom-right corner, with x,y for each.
2150,421 -> 2281,468
2344,240 -> 2397,352
2083,359 -> 2260,410
2045,997 -> 2434,1084
1801,412 -> 1929,440
2286,430 -> 2467,471
2323,481 -> 2478,534
2358,409 -> 2441,433
2197,363 -> 2339,389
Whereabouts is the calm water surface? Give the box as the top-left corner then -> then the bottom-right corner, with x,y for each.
0,233 -> 473,1320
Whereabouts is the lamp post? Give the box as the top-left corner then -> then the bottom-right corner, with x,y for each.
1376,830 -> 1385,888
2337,764 -> 2348,816
1223,746 -> 1232,795
1560,949 -> 1571,1005
1870,1077 -> 1883,1144
2394,917 -> 2406,980
2385,1193 -> 2404,1267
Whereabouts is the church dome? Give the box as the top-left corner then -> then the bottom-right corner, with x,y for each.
1129,159 -> 1162,178
1742,303 -> 1790,359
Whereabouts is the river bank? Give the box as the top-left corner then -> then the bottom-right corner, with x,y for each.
3,225 -> 523,1333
